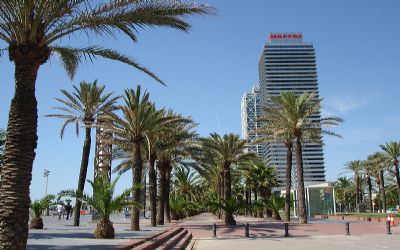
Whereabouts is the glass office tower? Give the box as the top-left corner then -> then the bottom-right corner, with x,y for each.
241,85 -> 266,159
258,33 -> 325,187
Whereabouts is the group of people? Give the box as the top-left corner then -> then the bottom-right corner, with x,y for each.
56,202 -> 73,220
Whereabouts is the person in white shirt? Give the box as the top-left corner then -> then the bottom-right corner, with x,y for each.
56,203 -> 65,220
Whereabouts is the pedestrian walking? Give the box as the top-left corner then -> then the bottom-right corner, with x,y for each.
65,202 -> 72,220
57,203 -> 65,220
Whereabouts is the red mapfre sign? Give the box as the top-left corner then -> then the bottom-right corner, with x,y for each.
269,33 -> 302,40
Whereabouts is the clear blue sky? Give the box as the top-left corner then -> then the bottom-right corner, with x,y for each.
1,0 -> 399,201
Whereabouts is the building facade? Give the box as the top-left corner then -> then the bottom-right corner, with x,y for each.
258,33 -> 326,187
240,85 -> 266,159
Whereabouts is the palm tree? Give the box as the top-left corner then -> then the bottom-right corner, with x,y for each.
335,177 -> 353,212
173,166 -> 201,201
240,160 -> 279,217
208,198 -> 247,224
344,160 -> 362,212
369,152 -> 389,212
46,80 -> 118,226
0,129 -> 5,166
380,141 -> 400,204
29,194 -> 56,230
105,86 -> 185,231
198,133 -> 255,225
258,102 -> 295,221
361,160 -> 374,212
267,91 -> 342,223
267,195 -> 285,220
155,122 -> 196,224
62,173 -> 134,239
0,1 -> 213,247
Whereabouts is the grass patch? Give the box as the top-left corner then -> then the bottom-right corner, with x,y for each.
336,213 -> 400,218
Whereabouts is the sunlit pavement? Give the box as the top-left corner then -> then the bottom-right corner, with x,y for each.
180,213 -> 400,250
27,213 -> 400,249
27,214 -> 175,249
195,235 -> 400,250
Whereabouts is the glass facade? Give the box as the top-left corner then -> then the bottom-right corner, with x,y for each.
258,33 -> 326,188
241,85 -> 266,159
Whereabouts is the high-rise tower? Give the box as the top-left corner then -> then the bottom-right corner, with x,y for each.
241,85 -> 266,159
258,33 -> 325,187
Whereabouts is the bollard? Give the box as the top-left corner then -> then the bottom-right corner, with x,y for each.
284,222 -> 289,237
345,222 -> 350,236
244,223 -> 249,237
386,221 -> 392,235
212,223 -> 217,238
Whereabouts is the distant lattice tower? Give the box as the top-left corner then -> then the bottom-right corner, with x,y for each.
94,122 -> 112,181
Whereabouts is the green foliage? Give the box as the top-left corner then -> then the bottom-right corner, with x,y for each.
208,198 -> 247,215
267,195 -> 285,212
170,194 -> 202,220
31,195 -> 56,219
261,91 -> 343,141
240,160 -> 279,193
173,166 -> 201,201
0,1 -> 214,82
46,80 -> 119,139
31,200 -> 44,219
60,173 -> 137,220
335,177 -> 354,205
251,200 -> 266,214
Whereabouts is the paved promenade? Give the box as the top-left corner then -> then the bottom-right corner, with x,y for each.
27,213 -> 400,249
27,214 -> 175,249
179,213 -> 400,250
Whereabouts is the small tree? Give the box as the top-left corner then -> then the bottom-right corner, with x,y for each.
62,173 -> 137,239
30,200 -> 45,229
208,198 -> 247,225
267,195 -> 285,221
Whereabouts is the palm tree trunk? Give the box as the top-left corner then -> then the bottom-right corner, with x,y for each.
73,127 -> 92,226
223,163 -> 231,200
367,174 -> 372,212
149,154 -> 157,227
157,162 -> 166,225
380,170 -> 387,213
394,162 -> 400,205
131,141 -> 143,231
284,142 -> 293,221
295,136 -> 307,223
245,186 -> 250,216
165,164 -> 172,222
0,59 -> 42,249
218,174 -> 223,219
355,175 -> 360,213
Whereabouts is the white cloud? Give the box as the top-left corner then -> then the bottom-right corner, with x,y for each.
323,94 -> 377,115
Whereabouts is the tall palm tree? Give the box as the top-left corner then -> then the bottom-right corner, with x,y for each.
369,152 -> 390,212
0,129 -> 5,166
105,86 -> 158,231
155,122 -> 196,224
258,102 -> 295,221
266,91 -> 342,223
105,86 -> 186,231
380,141 -> 400,204
0,1 -> 213,247
198,133 -> 255,225
344,160 -> 362,212
46,80 -> 118,226
361,160 -> 374,212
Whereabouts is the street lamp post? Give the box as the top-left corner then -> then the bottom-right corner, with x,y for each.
43,169 -> 50,196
